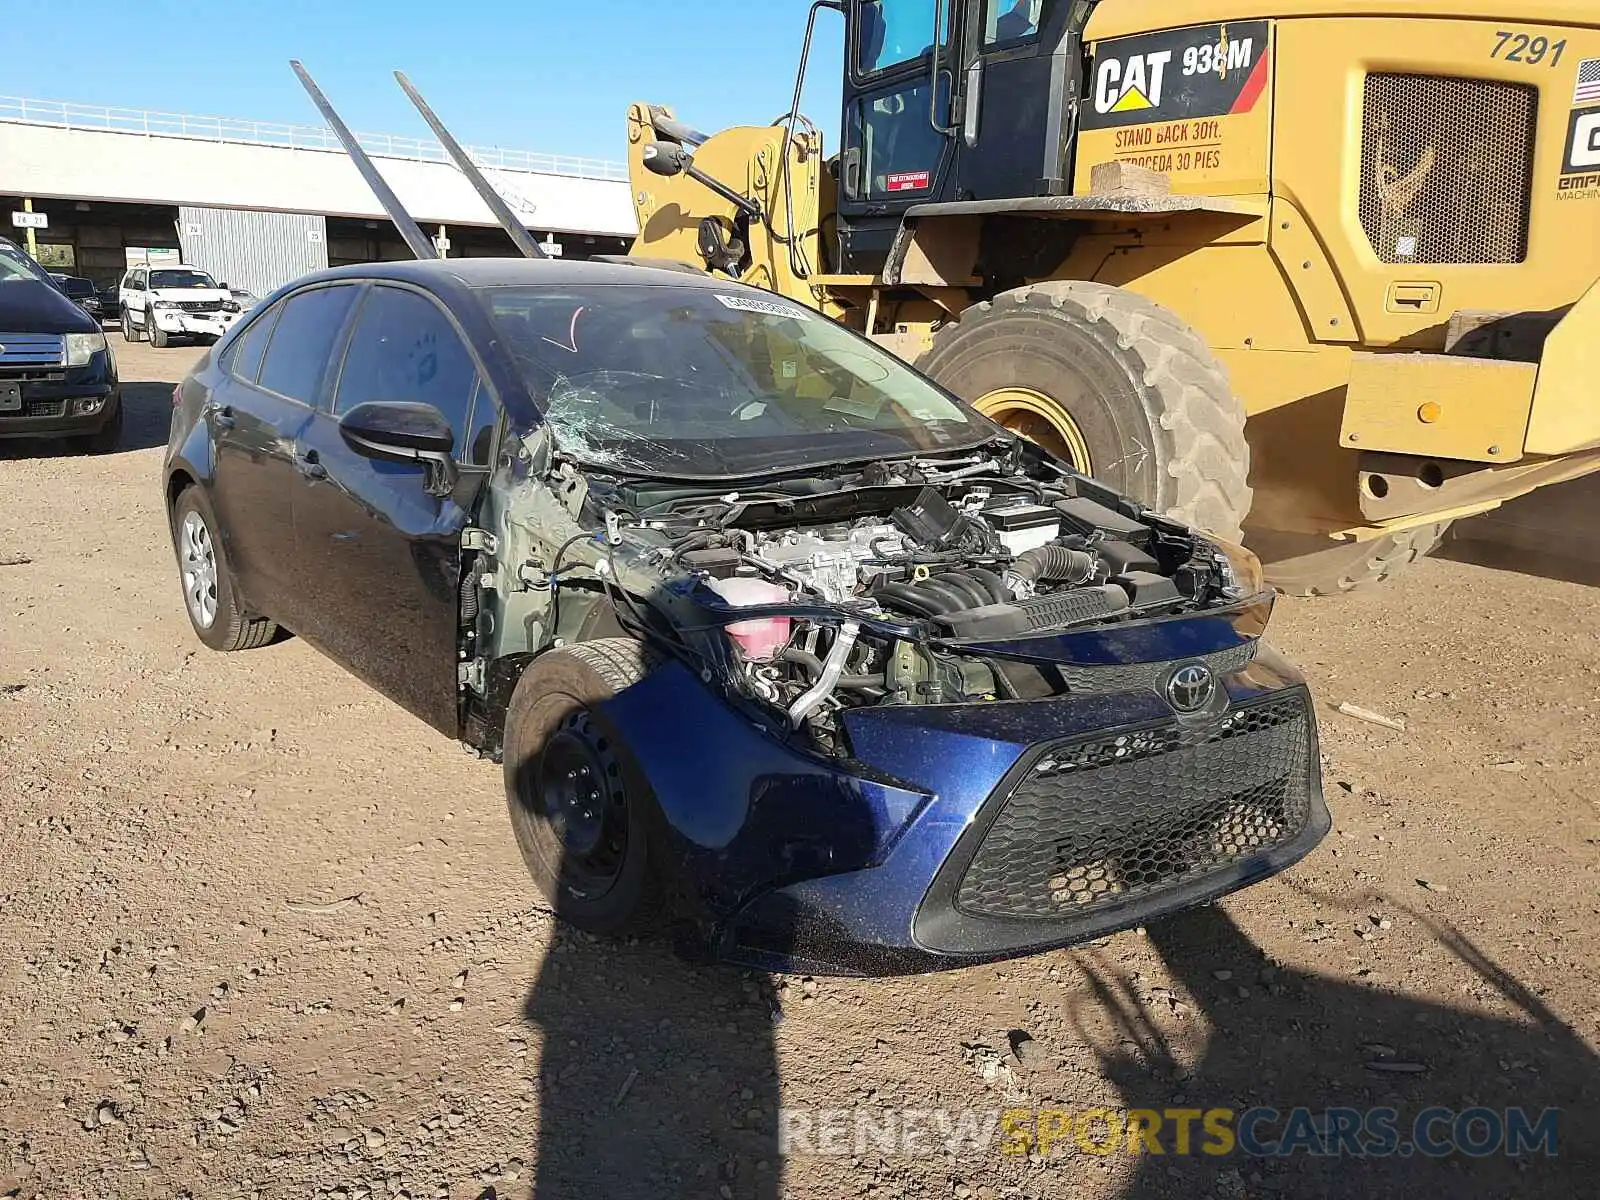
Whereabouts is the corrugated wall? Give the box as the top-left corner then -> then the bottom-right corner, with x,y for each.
177,207 -> 329,296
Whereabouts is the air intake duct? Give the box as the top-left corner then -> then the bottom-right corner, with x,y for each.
1007,544 -> 1097,590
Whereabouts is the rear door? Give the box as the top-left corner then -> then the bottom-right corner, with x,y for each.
290,282 -> 494,735
207,282 -> 361,632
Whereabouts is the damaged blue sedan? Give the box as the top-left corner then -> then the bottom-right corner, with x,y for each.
163,257 -> 1327,976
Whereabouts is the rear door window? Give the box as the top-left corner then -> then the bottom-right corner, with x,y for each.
256,284 -> 360,405
226,303 -> 283,384
332,284 -> 480,457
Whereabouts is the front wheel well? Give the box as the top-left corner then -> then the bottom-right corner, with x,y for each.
165,470 -> 197,517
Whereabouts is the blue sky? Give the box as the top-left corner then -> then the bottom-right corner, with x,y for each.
9,0 -> 846,163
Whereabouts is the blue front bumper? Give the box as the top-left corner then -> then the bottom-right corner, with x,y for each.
602,598 -> 1328,976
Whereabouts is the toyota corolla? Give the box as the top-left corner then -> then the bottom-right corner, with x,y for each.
162,258 -> 1327,976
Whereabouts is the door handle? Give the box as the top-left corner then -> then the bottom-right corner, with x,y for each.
295,447 -> 327,482
209,404 -> 236,430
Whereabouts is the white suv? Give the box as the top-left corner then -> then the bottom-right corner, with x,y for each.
119,265 -> 244,347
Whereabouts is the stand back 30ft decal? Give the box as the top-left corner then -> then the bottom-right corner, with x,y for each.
1075,21 -> 1273,195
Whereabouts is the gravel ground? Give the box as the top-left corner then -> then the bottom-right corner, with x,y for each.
0,337 -> 1596,1199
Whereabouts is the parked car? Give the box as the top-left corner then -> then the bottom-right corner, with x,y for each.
226,285 -> 260,312
162,258 -> 1327,975
49,273 -> 110,323
119,264 -> 244,347
0,238 -> 121,451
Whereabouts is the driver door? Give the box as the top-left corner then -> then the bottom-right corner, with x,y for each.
290,282 -> 496,736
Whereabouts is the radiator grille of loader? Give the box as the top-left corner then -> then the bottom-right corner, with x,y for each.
1359,74 -> 1537,265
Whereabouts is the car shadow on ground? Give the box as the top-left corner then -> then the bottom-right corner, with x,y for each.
0,379 -> 173,459
1066,903 -> 1599,1198
520,926 -> 784,1199
117,380 -> 177,452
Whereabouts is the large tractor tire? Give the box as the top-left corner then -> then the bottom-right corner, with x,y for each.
1250,522 -> 1451,598
916,281 -> 1252,542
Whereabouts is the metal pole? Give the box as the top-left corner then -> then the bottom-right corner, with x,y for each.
22,197 -> 36,259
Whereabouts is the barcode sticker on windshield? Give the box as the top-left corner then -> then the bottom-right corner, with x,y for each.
713,294 -> 812,320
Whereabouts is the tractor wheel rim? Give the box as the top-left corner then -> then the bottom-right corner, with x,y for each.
179,510 -> 219,629
973,387 -> 1095,474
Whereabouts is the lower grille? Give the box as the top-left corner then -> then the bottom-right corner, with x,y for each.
22,399 -> 67,418
955,695 -> 1312,920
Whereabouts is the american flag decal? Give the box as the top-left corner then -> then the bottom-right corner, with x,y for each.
1575,58 -> 1600,105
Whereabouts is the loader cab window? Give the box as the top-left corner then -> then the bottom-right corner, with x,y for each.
845,76 -> 952,199
984,0 -> 1044,45
856,0 -> 941,75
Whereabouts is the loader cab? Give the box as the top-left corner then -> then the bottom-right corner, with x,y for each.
835,0 -> 1094,272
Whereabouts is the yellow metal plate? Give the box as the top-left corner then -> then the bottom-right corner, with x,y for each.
1341,353 -> 1537,463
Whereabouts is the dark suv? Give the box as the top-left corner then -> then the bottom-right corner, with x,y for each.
0,238 -> 121,451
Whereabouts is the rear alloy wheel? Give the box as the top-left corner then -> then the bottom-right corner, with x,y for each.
169,487 -> 279,651
1252,522 -> 1452,597
121,310 -> 143,343
503,639 -> 666,936
917,281 -> 1252,542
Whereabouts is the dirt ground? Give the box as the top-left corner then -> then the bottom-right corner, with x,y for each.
0,338 -> 1596,1200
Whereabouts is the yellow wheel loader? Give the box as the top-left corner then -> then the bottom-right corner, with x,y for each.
626,0 -> 1600,593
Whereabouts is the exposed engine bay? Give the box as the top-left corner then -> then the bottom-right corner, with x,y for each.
551,449 -> 1266,752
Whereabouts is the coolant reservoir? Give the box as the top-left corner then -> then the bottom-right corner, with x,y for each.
707,577 -> 793,661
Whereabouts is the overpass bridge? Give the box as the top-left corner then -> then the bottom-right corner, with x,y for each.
0,95 -> 639,291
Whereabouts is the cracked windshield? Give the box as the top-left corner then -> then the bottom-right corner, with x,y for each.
479,283 -> 995,476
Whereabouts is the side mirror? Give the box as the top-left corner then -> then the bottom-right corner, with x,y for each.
339,401 -> 458,497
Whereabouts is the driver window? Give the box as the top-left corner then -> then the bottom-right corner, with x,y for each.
984,0 -> 1044,45
857,0 -> 940,75
333,285 -> 480,457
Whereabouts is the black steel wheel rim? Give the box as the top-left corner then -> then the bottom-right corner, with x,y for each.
531,710 -> 629,897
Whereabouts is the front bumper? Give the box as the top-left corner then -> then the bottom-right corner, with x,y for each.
0,352 -> 120,440
602,601 -> 1329,976
149,307 -> 241,338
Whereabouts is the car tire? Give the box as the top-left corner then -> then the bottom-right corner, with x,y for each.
121,309 -> 143,343
150,318 -> 169,349
503,638 -> 668,937
169,486 -> 279,652
1252,522 -> 1452,597
77,400 -> 123,455
916,281 -> 1253,542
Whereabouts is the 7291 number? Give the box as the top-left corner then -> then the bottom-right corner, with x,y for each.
1492,30 -> 1568,66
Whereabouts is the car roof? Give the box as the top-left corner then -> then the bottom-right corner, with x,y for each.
295,256 -> 743,294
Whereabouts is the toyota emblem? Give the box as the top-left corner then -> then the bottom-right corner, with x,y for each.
1165,663 -> 1216,714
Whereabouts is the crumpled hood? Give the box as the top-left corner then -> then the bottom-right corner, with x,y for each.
0,280 -> 98,334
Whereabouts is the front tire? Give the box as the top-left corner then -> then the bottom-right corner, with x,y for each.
169,487 -> 278,651
916,281 -> 1252,542
1253,522 -> 1451,597
149,317 -> 170,349
503,639 -> 666,937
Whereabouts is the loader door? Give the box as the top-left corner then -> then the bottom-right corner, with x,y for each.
958,0 -> 1090,198
837,0 -> 959,271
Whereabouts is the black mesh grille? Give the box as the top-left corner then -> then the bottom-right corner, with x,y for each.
177,301 -> 222,313
23,399 -> 67,418
1359,74 -> 1536,265
955,695 -> 1312,920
